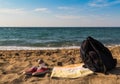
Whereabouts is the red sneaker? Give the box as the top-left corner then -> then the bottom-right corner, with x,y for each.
23,67 -> 37,75
32,68 -> 49,76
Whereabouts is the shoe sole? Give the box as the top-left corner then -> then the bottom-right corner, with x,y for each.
23,71 -> 33,75
32,70 -> 49,76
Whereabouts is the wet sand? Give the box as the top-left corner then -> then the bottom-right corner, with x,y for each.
0,46 -> 120,84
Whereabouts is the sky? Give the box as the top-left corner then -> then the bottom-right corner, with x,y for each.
0,0 -> 120,27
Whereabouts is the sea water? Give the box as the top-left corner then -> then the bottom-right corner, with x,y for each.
0,27 -> 120,50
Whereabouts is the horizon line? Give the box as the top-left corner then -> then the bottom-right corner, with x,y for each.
0,26 -> 120,28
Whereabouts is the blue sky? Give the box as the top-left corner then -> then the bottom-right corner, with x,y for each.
0,0 -> 120,27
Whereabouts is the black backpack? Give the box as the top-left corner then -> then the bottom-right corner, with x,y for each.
80,36 -> 117,73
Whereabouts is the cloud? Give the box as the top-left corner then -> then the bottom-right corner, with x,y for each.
54,14 -> 120,27
89,0 -> 120,7
58,6 -> 74,10
0,8 -> 26,14
55,15 -> 82,19
0,13 -> 119,27
34,8 -> 50,13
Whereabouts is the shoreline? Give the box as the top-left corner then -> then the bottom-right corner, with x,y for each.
0,45 -> 120,50
0,46 -> 80,50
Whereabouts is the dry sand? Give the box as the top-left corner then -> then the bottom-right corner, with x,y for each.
0,46 -> 120,84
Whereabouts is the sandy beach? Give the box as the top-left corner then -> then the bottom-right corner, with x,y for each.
0,46 -> 120,84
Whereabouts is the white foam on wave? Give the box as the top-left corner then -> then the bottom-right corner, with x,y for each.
0,46 -> 80,50
105,44 -> 120,48
0,44 -> 119,50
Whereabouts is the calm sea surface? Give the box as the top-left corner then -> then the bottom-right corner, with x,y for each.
0,27 -> 120,49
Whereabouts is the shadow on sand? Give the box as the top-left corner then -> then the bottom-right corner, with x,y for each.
108,67 -> 120,75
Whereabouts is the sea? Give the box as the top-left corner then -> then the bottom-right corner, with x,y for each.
0,27 -> 120,50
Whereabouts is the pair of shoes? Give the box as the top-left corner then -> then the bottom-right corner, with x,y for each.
23,67 -> 49,76
23,67 -> 37,75
32,68 -> 49,76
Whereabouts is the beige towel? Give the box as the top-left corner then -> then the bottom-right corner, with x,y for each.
51,63 -> 93,78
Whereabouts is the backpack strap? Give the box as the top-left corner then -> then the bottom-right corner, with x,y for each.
87,37 -> 107,73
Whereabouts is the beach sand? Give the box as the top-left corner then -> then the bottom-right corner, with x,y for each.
0,46 -> 120,84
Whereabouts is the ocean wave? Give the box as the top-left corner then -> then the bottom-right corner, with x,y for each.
0,27 -> 120,48
0,44 -> 120,50
0,46 -> 80,50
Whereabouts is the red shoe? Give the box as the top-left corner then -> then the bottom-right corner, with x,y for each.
32,68 -> 49,76
23,67 -> 37,75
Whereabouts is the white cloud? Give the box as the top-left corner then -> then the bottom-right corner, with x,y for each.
55,15 -> 82,19
0,14 -> 120,27
89,0 -> 120,7
0,8 -> 26,14
58,6 -> 74,10
53,14 -> 120,27
34,8 -> 50,13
